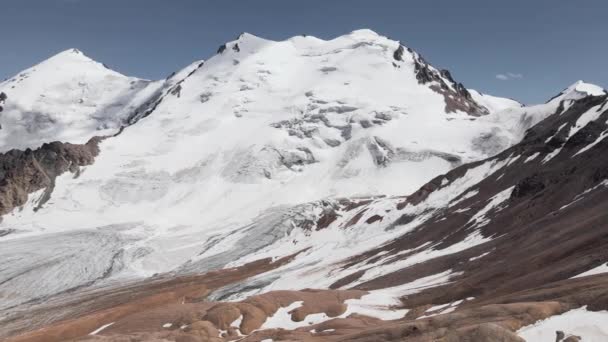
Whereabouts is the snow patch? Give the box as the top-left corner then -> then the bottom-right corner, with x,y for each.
89,322 -> 115,335
518,306 -> 608,342
572,263 -> 608,278
467,186 -> 514,228
261,301 -> 305,330
567,104 -> 603,139
575,130 -> 608,156
524,152 -> 540,163
469,251 -> 491,261
542,147 -> 563,164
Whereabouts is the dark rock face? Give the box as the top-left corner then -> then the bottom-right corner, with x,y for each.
0,137 -> 102,216
365,214 -> 383,224
217,44 -> 227,54
393,44 -> 405,61
406,50 -> 488,116
0,91 -> 6,113
170,84 -> 182,98
566,118 -> 607,148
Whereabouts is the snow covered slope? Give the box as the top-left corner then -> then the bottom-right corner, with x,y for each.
3,87 -> 608,342
0,31 -> 534,270
0,30 -> 606,330
0,49 -> 162,151
202,92 -> 608,301
2,30 -> 531,223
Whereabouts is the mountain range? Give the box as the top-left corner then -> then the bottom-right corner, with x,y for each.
1,29 -> 607,342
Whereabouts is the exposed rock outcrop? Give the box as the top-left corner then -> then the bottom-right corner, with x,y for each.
0,137 -> 102,216
405,47 -> 489,116
0,91 -> 7,113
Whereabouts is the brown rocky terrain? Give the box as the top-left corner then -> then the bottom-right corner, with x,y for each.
0,137 -> 102,217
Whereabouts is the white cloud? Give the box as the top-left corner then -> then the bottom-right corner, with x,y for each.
507,72 -> 523,79
496,72 -> 524,81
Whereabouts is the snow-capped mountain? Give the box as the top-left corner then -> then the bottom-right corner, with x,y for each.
1,30 -> 536,230
0,29 -> 541,292
0,49 -> 163,152
1,30 -> 608,342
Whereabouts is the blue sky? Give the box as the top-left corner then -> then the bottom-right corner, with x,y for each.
1,0 -> 606,104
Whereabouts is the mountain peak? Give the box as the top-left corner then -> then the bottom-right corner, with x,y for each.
0,47 -> 148,152
347,28 -> 384,39
44,48 -> 94,64
567,80 -> 606,97
216,32 -> 272,55
236,32 -> 265,41
548,80 -> 607,104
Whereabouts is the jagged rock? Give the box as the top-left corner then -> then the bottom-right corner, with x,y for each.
440,69 -> 455,83
0,137 -> 102,215
217,44 -> 227,54
0,91 -> 6,113
413,55 -> 436,84
411,52 -> 489,116
170,84 -> 182,97
393,44 -> 405,61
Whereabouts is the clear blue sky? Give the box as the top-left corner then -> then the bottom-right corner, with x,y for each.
1,0 -> 606,104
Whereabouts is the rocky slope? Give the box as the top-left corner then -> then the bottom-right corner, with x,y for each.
1,30 -> 607,341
